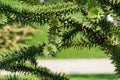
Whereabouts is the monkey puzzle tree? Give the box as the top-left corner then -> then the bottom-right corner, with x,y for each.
62,0 -> 120,77
0,0 -> 78,79
62,0 -> 120,78
0,0 -> 120,80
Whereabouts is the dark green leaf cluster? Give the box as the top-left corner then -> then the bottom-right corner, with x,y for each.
0,0 -> 79,25
0,44 -> 69,80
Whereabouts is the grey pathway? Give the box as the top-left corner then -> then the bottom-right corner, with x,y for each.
37,58 -> 115,74
0,58 -> 115,75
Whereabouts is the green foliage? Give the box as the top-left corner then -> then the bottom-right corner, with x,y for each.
0,0 -> 78,25
0,14 -> 7,25
1,0 -> 120,80
0,0 -> 78,79
61,0 -> 120,78
18,0 -> 41,5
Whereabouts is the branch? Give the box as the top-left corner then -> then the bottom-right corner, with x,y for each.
0,1 -> 79,25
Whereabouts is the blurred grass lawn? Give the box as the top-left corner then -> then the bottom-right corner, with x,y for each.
69,74 -> 117,80
0,74 -> 116,80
